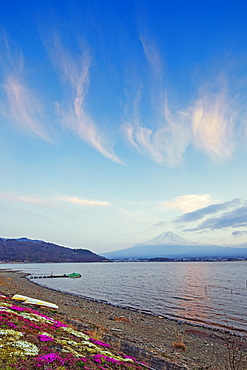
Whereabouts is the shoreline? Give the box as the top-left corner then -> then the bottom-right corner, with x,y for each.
0,269 -> 247,369
26,271 -> 247,337
27,276 -> 247,337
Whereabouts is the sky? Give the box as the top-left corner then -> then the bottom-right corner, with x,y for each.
1,0 -> 247,253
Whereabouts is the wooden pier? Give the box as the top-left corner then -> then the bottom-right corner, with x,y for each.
29,272 -> 81,279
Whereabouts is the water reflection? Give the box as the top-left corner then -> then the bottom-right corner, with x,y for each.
0,261 -> 246,332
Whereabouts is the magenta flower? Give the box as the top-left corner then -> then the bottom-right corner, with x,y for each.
8,323 -> 17,328
10,306 -> 25,311
90,339 -> 110,348
37,353 -> 65,365
122,354 -> 137,361
77,358 -> 87,363
37,334 -> 54,342
93,358 -> 102,363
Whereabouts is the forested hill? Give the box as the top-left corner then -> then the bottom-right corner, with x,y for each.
0,238 -> 107,263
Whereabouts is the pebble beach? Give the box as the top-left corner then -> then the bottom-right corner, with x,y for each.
0,269 -> 247,370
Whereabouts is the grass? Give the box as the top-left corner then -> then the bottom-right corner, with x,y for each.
172,335 -> 186,351
0,296 -> 145,370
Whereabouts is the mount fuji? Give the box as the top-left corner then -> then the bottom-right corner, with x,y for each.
141,231 -> 199,246
102,231 -> 247,259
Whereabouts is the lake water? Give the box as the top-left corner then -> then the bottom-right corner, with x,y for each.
1,261 -> 247,334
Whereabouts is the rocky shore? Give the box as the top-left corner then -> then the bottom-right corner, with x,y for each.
0,269 -> 246,369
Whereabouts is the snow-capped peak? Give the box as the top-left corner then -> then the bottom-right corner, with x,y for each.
143,231 -> 198,245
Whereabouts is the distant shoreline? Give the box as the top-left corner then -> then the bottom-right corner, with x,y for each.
1,258 -> 247,263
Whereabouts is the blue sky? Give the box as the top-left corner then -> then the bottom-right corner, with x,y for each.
1,0 -> 247,253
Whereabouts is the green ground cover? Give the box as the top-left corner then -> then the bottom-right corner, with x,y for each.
0,297 -> 144,370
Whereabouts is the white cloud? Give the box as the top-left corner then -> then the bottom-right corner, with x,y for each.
139,35 -> 162,80
60,196 -> 111,206
190,89 -> 236,159
3,77 -> 50,141
123,35 -> 191,166
123,112 -> 190,166
0,37 -> 50,141
2,193 -> 111,207
164,194 -> 212,213
124,82 -> 238,166
3,194 -> 47,205
47,33 -> 122,164
124,35 -> 240,166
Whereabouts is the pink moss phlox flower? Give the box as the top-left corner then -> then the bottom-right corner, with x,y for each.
8,323 -> 17,328
92,354 -> 103,363
93,354 -> 122,365
20,307 -> 67,327
49,324 -> 64,330
90,339 -> 110,348
93,354 -> 103,359
10,305 -> 25,312
78,358 -> 87,363
53,321 -> 67,328
93,358 -> 102,363
37,334 -> 54,342
26,310 -> 67,327
102,355 -> 122,364
37,353 -> 65,365
106,358 -> 119,364
25,308 -> 48,317
122,354 -> 137,361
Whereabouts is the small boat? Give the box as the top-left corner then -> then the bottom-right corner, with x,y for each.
12,294 -> 58,309
23,298 -> 58,309
11,294 -> 29,301
67,272 -> 81,278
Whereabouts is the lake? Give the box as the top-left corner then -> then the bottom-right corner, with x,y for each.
1,261 -> 246,334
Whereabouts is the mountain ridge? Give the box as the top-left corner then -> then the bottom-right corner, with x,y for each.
102,231 -> 247,259
0,237 -> 107,263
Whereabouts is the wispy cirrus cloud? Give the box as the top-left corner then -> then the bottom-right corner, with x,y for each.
4,193 -> 47,205
123,110 -> 190,166
2,193 -> 111,207
123,35 -> 240,166
164,194 -> 212,213
0,37 -> 50,141
47,32 -> 122,164
60,196 -> 111,206
190,87 -> 236,159
185,203 -> 247,232
175,198 -> 241,223
139,35 -> 162,86
124,86 -> 237,166
123,36 -> 190,166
